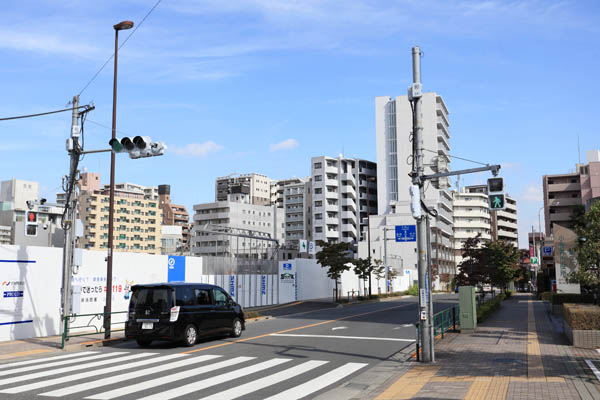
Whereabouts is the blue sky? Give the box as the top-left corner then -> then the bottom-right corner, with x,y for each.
1,0 -> 599,248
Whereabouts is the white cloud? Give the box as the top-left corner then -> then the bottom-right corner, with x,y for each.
170,141 -> 223,157
519,183 -> 543,203
270,138 -> 299,152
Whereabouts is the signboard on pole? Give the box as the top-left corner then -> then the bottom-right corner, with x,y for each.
395,225 -> 416,242
308,241 -> 316,255
543,246 -> 553,256
554,225 -> 581,294
299,240 -> 308,253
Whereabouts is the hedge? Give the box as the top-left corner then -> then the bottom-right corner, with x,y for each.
551,293 -> 595,305
563,303 -> 600,330
477,293 -> 507,323
539,291 -> 553,302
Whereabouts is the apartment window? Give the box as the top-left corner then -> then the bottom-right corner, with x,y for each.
315,201 -> 322,207
314,162 -> 322,169
315,213 -> 322,220
315,227 -> 323,233
314,188 -> 322,194
314,175 -> 322,182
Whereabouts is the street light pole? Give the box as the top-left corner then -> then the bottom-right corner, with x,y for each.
105,20 -> 134,339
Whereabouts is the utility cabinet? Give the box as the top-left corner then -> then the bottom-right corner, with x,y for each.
459,286 -> 477,332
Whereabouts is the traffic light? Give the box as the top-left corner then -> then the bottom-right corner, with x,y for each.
488,193 -> 505,210
25,211 -> 38,236
487,177 -> 506,211
109,136 -> 167,159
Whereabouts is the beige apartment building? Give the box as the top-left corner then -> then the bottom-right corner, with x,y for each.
78,189 -> 162,254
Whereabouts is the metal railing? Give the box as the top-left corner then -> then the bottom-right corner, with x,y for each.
415,305 -> 459,361
61,311 -> 128,349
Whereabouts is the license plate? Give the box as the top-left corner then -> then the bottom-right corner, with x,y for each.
142,322 -> 153,330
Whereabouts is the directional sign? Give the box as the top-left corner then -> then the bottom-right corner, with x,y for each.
395,225 -> 416,242
530,256 -> 539,265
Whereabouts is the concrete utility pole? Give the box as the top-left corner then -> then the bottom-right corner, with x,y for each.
60,95 -> 80,336
410,46 -> 433,363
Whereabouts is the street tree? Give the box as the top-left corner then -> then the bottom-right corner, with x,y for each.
483,239 -> 520,293
568,201 -> 600,296
372,259 -> 385,294
455,234 -> 489,292
352,257 -> 372,297
316,240 -> 352,301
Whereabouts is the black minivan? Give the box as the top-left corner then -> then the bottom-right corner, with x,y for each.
125,282 -> 245,347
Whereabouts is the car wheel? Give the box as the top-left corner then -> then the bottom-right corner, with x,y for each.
230,318 -> 243,338
136,339 -> 152,347
183,324 -> 198,347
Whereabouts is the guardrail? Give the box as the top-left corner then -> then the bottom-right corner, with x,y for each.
415,305 -> 459,361
61,311 -> 128,349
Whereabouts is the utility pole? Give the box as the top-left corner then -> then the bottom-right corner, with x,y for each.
410,45 -> 433,363
60,95 -> 80,337
383,217 -> 388,292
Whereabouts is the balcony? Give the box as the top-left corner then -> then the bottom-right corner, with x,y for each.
341,236 -> 354,243
342,198 -> 356,210
341,173 -> 354,183
325,217 -> 339,225
286,215 -> 304,222
549,198 -> 581,207
325,204 -> 338,212
342,185 -> 356,198
313,232 -> 325,241
549,212 -> 573,222
325,178 -> 339,187
342,224 -> 357,237
326,229 -> 339,238
342,211 -> 354,219
437,133 -> 450,152
548,182 -> 580,192
325,164 -> 338,174
286,197 -> 304,204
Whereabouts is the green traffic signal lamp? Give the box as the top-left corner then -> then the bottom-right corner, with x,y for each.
489,194 -> 505,210
109,138 -> 123,153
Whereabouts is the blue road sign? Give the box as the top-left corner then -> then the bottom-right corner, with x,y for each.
543,246 -> 553,256
395,225 -> 416,242
167,256 -> 185,282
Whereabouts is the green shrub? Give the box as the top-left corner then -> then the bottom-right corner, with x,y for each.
407,284 -> 419,296
563,303 -> 600,330
551,293 -> 594,305
477,296 -> 502,322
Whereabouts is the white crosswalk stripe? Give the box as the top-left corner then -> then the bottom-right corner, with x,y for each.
86,356 -> 255,400
136,358 -> 292,400
0,352 -> 144,387
0,351 -> 98,370
3,353 -> 188,394
263,362 -> 368,400
0,351 -> 369,400
198,360 -> 329,400
39,354 -> 221,397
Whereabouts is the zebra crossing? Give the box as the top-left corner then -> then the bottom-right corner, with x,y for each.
0,350 -> 368,399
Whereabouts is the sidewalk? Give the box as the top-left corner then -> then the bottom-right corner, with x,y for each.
372,293 -> 600,399
0,330 -> 126,361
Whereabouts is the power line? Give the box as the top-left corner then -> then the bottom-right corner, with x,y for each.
423,148 -> 488,166
86,118 -> 131,136
77,0 -> 165,96
0,105 -> 91,121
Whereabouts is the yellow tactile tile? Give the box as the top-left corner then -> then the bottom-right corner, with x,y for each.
375,366 -> 440,400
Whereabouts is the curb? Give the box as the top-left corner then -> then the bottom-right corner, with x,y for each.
63,336 -> 128,351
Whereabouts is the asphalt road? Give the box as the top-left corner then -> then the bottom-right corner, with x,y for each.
0,294 -> 458,400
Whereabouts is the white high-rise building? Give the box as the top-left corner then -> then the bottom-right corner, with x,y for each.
452,187 -> 492,266
368,92 -> 454,289
215,173 -> 271,206
311,155 -> 377,249
282,178 -> 312,246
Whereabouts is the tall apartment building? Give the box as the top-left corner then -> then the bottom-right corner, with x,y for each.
465,185 -> 518,248
452,188 -> 492,265
78,185 -> 162,254
372,93 -> 454,286
282,178 -> 312,246
543,150 -> 600,235
0,179 -> 39,210
310,155 -> 377,248
158,184 -> 190,250
215,173 -> 271,206
190,194 -> 285,258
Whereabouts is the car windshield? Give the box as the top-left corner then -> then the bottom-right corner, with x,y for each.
130,287 -> 172,312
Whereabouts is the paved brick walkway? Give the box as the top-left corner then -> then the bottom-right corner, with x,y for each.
373,293 -> 600,399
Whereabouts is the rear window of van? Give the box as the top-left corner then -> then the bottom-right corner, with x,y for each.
130,287 -> 172,311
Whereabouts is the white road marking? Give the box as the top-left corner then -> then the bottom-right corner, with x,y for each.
0,351 -> 98,370
331,326 -> 347,331
586,359 -> 600,382
0,352 -> 121,377
0,352 -> 138,386
40,354 -> 221,397
4,353 -> 187,394
137,358 -> 292,400
85,356 -> 255,400
263,362 -> 368,400
271,333 -> 415,342
199,360 -> 329,400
